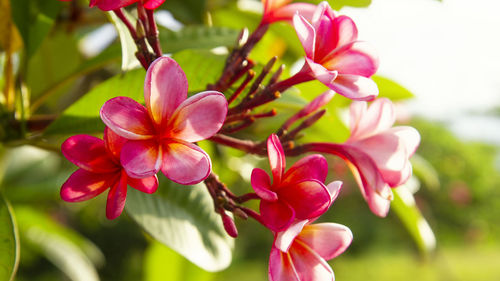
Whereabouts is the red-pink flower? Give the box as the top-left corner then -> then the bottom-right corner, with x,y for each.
261,0 -> 316,25
100,57 -> 228,185
89,0 -> 164,11
61,128 -> 158,220
251,134 -> 332,232
292,1 -> 379,101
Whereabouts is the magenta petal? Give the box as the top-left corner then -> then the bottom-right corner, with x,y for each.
293,13 -> 316,59
274,220 -> 309,253
100,97 -> 156,140
297,223 -> 353,260
167,91 -> 227,142
269,248 -> 300,281
330,74 -> 379,101
128,175 -> 159,194
92,0 -> 137,11
322,41 -> 379,77
104,127 -> 128,161
279,179 -> 331,219
161,140 -> 211,185
267,134 -> 286,186
288,240 -> 334,281
260,200 -> 295,232
62,135 -> 117,173
61,169 -> 113,202
106,173 -> 128,220
251,168 -> 278,201
283,154 -> 328,185
121,140 -> 162,178
144,57 -> 188,126
143,0 -> 165,9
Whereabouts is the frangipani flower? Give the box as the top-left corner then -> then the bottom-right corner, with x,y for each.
100,57 -> 228,185
251,134 -> 331,232
269,182 -> 352,281
292,1 -> 379,100
261,0 -> 316,25
61,128 -> 158,220
89,0 -> 165,11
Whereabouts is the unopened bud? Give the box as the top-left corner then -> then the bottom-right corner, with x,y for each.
222,212 -> 238,238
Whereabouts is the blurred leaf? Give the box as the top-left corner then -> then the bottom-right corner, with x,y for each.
0,0 -> 22,52
144,241 -> 214,281
411,154 -> 440,191
43,69 -> 145,136
10,0 -> 63,58
173,49 -> 226,92
0,193 -> 19,281
160,26 -> 239,54
161,0 -> 206,23
126,174 -> 234,272
392,185 -> 436,255
15,206 -> 103,281
304,0 -> 372,10
372,75 -> 415,101
108,10 -> 140,71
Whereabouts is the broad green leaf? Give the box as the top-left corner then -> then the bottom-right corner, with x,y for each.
126,175 -> 234,272
15,206 -> 103,281
173,49 -> 226,92
160,0 -> 207,24
10,0 -> 63,58
43,69 -> 145,136
0,193 -> 19,281
373,75 -> 415,101
160,26 -> 239,54
144,241 -> 214,281
392,184 -> 436,255
108,10 -> 140,71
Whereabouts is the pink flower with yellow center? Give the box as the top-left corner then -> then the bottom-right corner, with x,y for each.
292,1 -> 379,101
251,134 -> 332,232
261,0 -> 316,25
100,57 -> 228,185
61,128 -> 158,220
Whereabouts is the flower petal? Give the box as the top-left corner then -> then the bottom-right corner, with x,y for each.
260,200 -> 295,232
303,58 -> 338,87
90,0 -> 137,11
128,175 -> 159,194
167,91 -> 227,142
143,0 -> 165,9
274,220 -> 309,253
321,41 -> 379,77
293,13 -> 316,59
100,97 -> 156,140
269,247 -> 300,281
297,223 -> 353,260
283,154 -> 328,185
349,98 -> 395,140
61,169 -> 114,202
330,74 -> 379,101
106,172 -> 128,220
289,239 -> 334,281
161,140 -> 211,185
267,134 -> 286,186
326,181 -> 343,203
144,57 -> 188,126
62,135 -> 118,173
104,127 -> 128,162
266,3 -> 317,24
121,140 -> 162,178
391,126 -> 421,157
279,179 -> 331,219
251,168 -> 278,201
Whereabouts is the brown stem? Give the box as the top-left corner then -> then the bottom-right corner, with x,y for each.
146,9 -> 163,58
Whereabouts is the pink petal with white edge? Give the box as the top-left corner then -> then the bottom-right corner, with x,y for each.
282,154 -> 328,185
303,58 -> 338,87
267,134 -> 286,186
274,220 -> 309,252
251,168 -> 278,201
279,179 -> 331,219
143,0 -> 165,9
315,15 -> 359,62
349,98 -> 395,140
161,139 -> 211,185
91,0 -> 137,11
269,247 -> 300,281
144,57 -> 188,126
267,3 -> 317,24
260,200 -> 295,232
297,223 -> 353,260
62,135 -> 118,173
330,74 -> 379,101
128,175 -> 159,194
391,126 -> 421,156
293,14 -> 316,59
321,41 -> 379,77
121,140 -> 162,178
104,127 -> 128,162
100,97 -> 156,140
106,173 -> 128,220
289,240 -> 334,281
61,169 -> 115,202
326,181 -> 343,203
167,91 -> 227,142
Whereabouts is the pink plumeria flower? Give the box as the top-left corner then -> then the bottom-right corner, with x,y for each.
269,182 -> 351,281
261,0 -> 316,25
292,1 -> 379,100
251,134 -> 332,232
100,57 -> 228,185
61,127 -> 158,220
89,0 -> 165,11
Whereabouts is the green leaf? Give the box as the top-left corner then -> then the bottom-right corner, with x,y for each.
160,26 -> 239,54
43,69 -> 145,136
392,184 -> 436,255
15,206 -> 103,281
0,193 -> 19,281
173,49 -> 226,92
126,175 -> 234,272
10,0 -> 63,58
372,75 -> 415,101
160,0 -> 207,24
